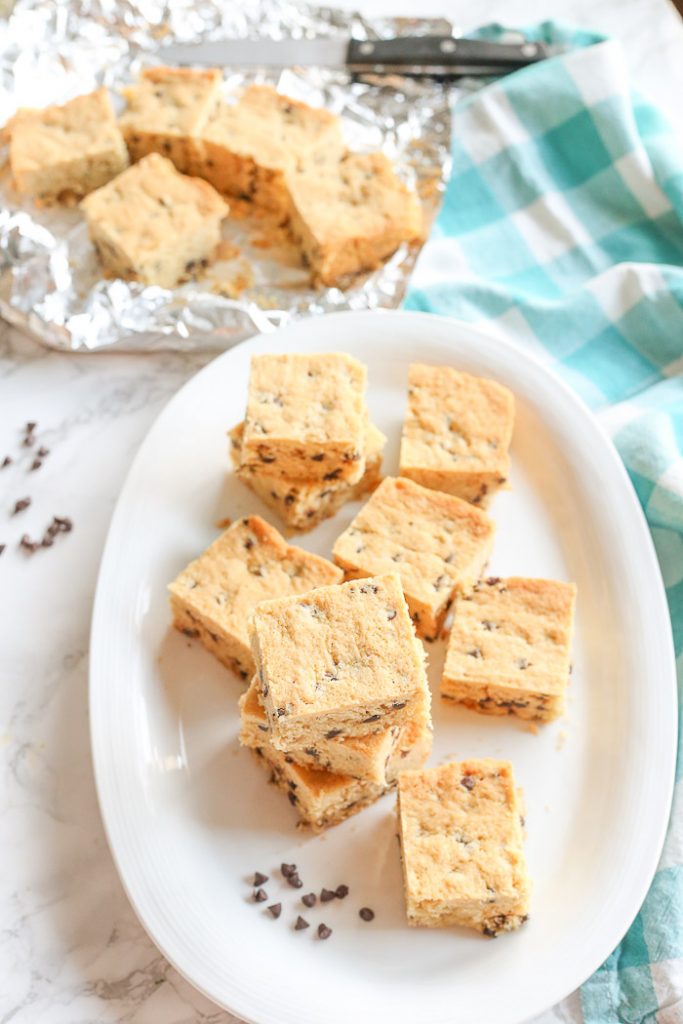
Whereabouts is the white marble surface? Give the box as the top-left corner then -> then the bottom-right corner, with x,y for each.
1,1 -> 683,1021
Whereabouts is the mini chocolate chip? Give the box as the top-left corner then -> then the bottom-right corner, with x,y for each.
244,538 -> 254,549
41,536 -> 53,548
19,534 -> 38,552
281,862 -> 296,878
53,516 -> 72,532
325,729 -> 342,739
253,888 -> 267,902
335,885 -> 349,899
359,583 -> 378,594
267,903 -> 281,918
0,543 -> 5,555
359,907 -> 374,921
288,873 -> 303,889
12,497 -> 31,515
387,610 -> 397,620
1,456 -> 11,468
392,701 -> 406,709
302,893 -> 316,908
284,494 -> 295,506
323,469 -> 341,481
284,754 -> 294,764
467,648 -> 483,659
311,453 -> 325,461
182,628 -> 198,638
253,872 -> 269,886
276,707 -> 286,718
482,620 -> 496,631
320,888 -> 336,902
259,454 -> 276,464
304,747 -> 319,758
461,776 -> 476,790
363,714 -> 380,723
288,791 -> 298,806
295,916 -> 309,930
486,576 -> 501,585
317,923 -> 332,940
37,446 -> 49,458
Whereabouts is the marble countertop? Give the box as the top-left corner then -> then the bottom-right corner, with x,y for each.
2,1 -> 682,1021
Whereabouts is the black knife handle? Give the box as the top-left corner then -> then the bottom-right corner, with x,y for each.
347,35 -> 548,72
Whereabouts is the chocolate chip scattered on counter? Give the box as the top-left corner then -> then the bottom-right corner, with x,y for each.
267,903 -> 281,919
12,497 -> 31,515
287,873 -> 303,889
19,534 -> 39,553
320,888 -> 336,902
25,421 -> 36,434
1,456 -> 11,468
30,459 -> 42,471
302,893 -> 316,908
335,885 -> 349,899
359,907 -> 375,922
37,447 -> 49,458
253,888 -> 267,903
41,535 -> 53,548
253,872 -> 269,887
281,862 -> 296,878
294,916 -> 309,931
317,923 -> 332,940
53,516 -> 72,532
0,544 -> 5,556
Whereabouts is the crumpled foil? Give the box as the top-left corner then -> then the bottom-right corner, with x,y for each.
0,0 -> 459,352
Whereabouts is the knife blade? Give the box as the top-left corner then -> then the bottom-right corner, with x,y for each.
160,35 -> 552,77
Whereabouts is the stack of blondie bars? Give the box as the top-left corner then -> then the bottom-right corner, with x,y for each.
229,352 -> 386,531
167,348 -> 578,939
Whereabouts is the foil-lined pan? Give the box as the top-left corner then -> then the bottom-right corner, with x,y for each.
0,0 -> 459,352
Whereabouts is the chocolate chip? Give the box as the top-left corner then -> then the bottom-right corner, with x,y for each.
335,885 -> 349,899
0,544 -> 4,555
25,422 -> 36,433
482,620 -> 496,631
244,538 -> 254,550
467,648 -> 483,659
41,536 -> 53,548
295,916 -> 309,930
12,497 -> 31,515
19,534 -> 38,553
253,888 -> 267,903
37,446 -> 49,458
276,707 -> 286,718
267,903 -> 281,918
320,888 -> 336,902
284,494 -> 295,506
182,627 -> 198,638
387,610 -> 397,620
1,456 -> 11,468
259,454 -> 276,464
302,893 -> 316,908
311,453 -> 325,461
304,747 -> 319,758
362,714 -> 380,723
53,516 -> 72,532
281,862 -> 296,878
359,907 -> 374,921
317,923 -> 332,940
325,729 -> 342,739
253,872 -> 269,886
486,577 -> 501,585
461,776 -> 476,790
359,583 -> 378,594
284,754 -> 294,763
323,469 -> 341,481
288,791 -> 298,806
392,701 -> 406,709
288,873 -> 303,889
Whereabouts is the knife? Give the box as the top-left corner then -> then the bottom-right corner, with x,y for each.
160,35 -> 552,77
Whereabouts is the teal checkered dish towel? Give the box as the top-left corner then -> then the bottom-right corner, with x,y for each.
405,22 -> 683,1024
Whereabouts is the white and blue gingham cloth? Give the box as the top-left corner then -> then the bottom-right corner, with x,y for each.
405,22 -> 683,1024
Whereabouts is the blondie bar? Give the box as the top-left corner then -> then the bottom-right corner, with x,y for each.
239,675 -> 431,785
81,153 -> 228,288
119,66 -> 222,173
241,352 -> 367,483
250,713 -> 432,832
332,476 -> 495,640
8,88 -> 129,200
168,515 -> 341,679
230,419 -> 385,531
399,364 -> 515,506
288,151 -> 423,285
441,577 -> 577,721
193,84 -> 344,217
250,573 -> 430,749
397,760 -> 530,935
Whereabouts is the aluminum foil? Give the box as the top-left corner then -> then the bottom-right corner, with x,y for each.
0,0 -> 457,352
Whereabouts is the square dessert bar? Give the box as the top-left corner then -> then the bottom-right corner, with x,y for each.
397,760 -> 530,935
8,88 -> 129,200
194,84 -> 344,217
248,709 -> 432,832
441,577 -> 577,721
230,419 -> 385,531
239,675 -> 431,785
287,151 -> 423,286
241,353 -> 367,483
81,153 -> 228,288
400,363 -> 515,507
119,66 -> 223,173
333,476 -> 495,641
168,515 -> 341,679
250,572 -> 430,749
